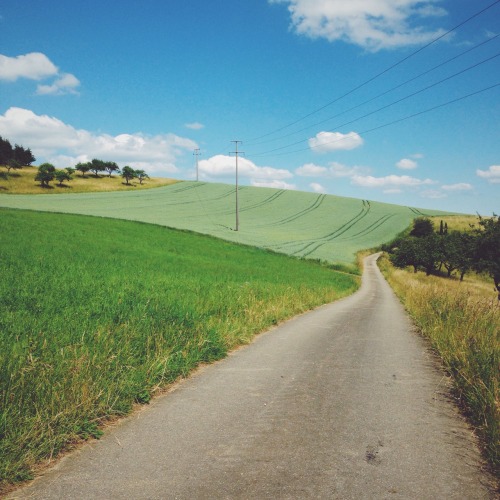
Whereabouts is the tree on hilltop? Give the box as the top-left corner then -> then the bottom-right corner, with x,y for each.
35,163 -> 56,187
75,162 -> 91,177
104,161 -> 120,177
55,169 -> 73,186
121,166 -> 136,185
135,169 -> 149,185
90,159 -> 106,177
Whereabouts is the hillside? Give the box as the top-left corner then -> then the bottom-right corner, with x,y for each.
0,181 -> 454,264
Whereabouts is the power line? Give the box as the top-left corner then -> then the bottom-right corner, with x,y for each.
249,51 -> 500,156
249,82 -> 500,158
249,33 -> 500,148
247,0 -> 500,143
193,148 -> 201,181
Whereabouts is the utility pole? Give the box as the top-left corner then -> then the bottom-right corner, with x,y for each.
193,148 -> 201,181
230,140 -> 244,231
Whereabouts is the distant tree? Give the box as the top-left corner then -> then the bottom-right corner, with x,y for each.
121,166 -> 136,185
35,163 -> 56,187
13,144 -> 35,166
104,161 -> 120,177
5,158 -> 22,173
135,169 -> 149,185
54,169 -> 73,186
75,162 -> 91,177
473,215 -> 500,299
66,167 -> 75,177
90,158 -> 106,177
0,136 -> 14,166
410,217 -> 434,238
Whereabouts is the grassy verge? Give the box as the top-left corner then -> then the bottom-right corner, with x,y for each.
0,166 -> 177,194
0,208 -> 359,490
378,254 -> 499,470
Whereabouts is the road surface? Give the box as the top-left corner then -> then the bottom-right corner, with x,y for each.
9,254 -> 495,499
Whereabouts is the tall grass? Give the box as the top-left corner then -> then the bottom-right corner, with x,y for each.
379,255 -> 499,469
0,208 -> 359,489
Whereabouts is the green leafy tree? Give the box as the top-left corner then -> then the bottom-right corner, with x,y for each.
474,215 -> 500,299
75,162 -> 91,177
35,163 -> 56,187
54,169 -> 73,186
135,169 -> 149,185
104,161 -> 120,177
66,167 -> 75,177
90,158 -> 106,177
13,144 -> 35,166
121,166 -> 136,185
410,217 -> 434,238
5,158 -> 22,173
390,237 -> 421,273
0,136 -> 13,166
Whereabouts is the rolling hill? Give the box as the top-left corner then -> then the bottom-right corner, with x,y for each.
0,181 -> 453,263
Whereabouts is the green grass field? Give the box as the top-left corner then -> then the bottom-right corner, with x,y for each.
0,181 -> 454,264
0,208 -> 359,489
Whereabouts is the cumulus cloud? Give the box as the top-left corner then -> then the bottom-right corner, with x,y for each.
0,107 -> 197,173
199,155 -> 293,184
308,131 -> 363,153
36,73 -> 80,95
441,183 -> 473,192
476,165 -> 500,184
252,180 -> 297,190
310,182 -> 326,193
0,52 -> 80,95
295,161 -> 369,178
185,122 -> 205,130
351,174 -> 435,188
0,52 -> 58,81
396,158 -> 417,170
270,0 -> 448,51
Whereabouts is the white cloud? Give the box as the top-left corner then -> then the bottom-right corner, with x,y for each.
0,107 -> 197,174
0,52 -> 58,81
185,122 -> 205,130
295,161 -> 369,178
420,189 -> 447,199
308,131 -> 363,153
252,180 -> 297,190
0,52 -> 80,95
36,73 -> 80,95
396,158 -> 417,170
476,165 -> 500,184
199,155 -> 293,183
310,182 -> 326,193
351,174 -> 435,188
271,0 -> 448,51
295,163 -> 328,176
441,183 -> 473,192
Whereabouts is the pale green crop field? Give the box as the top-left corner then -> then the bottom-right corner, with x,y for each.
0,181 -> 453,263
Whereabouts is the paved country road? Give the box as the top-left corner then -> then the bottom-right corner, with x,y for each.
9,254 -> 496,499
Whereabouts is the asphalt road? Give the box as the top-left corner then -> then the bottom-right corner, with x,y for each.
10,254 -> 495,499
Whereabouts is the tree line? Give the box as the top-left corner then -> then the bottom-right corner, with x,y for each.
0,136 -> 36,171
35,160 -> 149,187
0,136 -> 149,187
385,216 -> 500,299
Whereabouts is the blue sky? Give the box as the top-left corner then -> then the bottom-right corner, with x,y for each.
0,0 -> 499,214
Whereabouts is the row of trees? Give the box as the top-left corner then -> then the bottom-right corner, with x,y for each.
35,161 -> 149,187
0,136 -> 36,171
387,216 -> 500,299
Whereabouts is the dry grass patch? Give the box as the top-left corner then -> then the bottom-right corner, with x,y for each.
0,166 -> 178,194
379,254 -> 499,470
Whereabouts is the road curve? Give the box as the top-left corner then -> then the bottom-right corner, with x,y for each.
10,254 -> 495,499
